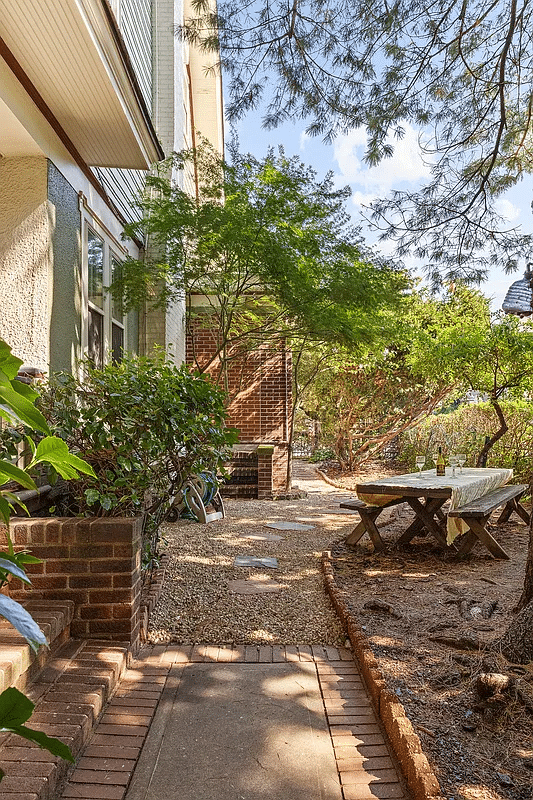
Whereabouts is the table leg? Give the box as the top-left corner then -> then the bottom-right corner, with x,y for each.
454,530 -> 478,556
345,519 -> 368,546
404,497 -> 449,548
396,497 -> 447,545
345,507 -> 387,551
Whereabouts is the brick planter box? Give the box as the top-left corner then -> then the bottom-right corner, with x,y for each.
3,516 -> 142,651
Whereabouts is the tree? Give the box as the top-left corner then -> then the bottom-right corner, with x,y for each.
441,311 -> 533,466
113,142 -> 408,384
182,0 -> 533,282
297,285 -> 491,467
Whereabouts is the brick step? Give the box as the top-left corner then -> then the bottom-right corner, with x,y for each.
0,638 -> 129,798
0,599 -> 74,694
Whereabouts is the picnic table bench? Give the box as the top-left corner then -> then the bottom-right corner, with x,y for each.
340,497 -> 406,551
448,483 -> 529,560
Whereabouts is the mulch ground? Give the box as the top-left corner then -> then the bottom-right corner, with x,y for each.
324,461 -> 533,800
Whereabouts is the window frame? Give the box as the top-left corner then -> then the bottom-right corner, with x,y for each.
81,209 -> 129,367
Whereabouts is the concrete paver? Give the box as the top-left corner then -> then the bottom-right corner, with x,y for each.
58,646 -> 410,800
126,660 -> 342,800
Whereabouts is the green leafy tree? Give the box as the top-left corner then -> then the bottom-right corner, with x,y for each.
112,142 -> 408,386
298,286 -> 490,467
434,311 -> 533,466
182,0 -> 533,281
0,339 -> 95,779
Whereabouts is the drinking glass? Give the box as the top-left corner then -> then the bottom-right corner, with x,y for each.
449,454 -> 459,477
456,454 -> 466,473
415,455 -> 425,475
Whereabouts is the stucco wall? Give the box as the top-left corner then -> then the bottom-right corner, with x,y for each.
48,160 -> 81,373
0,156 -> 52,370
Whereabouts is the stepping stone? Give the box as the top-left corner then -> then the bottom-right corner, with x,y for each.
265,521 -> 316,531
244,532 -> 284,542
229,579 -> 283,594
234,556 -> 279,569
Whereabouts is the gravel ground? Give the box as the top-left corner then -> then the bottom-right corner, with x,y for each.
148,463 -> 352,645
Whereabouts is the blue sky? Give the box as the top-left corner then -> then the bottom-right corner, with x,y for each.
233,116 -> 533,312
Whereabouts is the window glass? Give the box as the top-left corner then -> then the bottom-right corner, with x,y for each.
111,256 -> 124,324
88,307 -> 104,368
88,229 -> 104,309
112,322 -> 125,365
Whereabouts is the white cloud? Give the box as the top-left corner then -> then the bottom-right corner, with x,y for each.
494,197 -> 521,223
333,123 -> 433,207
299,130 -> 310,150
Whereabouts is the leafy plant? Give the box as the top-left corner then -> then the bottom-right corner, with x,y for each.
111,142 -> 407,388
399,399 -> 533,485
38,352 -> 237,565
0,338 -> 96,779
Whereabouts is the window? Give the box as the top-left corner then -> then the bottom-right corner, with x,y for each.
111,256 -> 125,366
82,212 -> 131,367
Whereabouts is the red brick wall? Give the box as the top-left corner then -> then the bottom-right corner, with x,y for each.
3,517 -> 142,649
187,317 -> 293,494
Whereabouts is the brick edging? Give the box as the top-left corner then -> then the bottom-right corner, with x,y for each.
322,552 -> 444,800
314,467 -> 352,490
140,552 -> 170,641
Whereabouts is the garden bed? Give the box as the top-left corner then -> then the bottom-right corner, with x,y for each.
323,462 -> 533,800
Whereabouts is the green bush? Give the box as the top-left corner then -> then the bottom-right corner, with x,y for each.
397,400 -> 533,483
309,447 -> 336,463
37,353 -> 237,563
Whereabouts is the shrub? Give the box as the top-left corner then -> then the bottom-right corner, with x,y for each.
397,400 -> 533,484
37,353 -> 237,563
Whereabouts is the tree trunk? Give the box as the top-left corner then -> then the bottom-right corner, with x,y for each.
515,488 -> 533,612
497,598 -> 533,664
475,399 -> 507,467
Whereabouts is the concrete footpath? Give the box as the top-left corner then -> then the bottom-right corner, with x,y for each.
59,644 -> 410,800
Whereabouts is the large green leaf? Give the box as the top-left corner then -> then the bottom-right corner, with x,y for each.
0,372 -> 50,434
30,437 -> 96,480
11,379 -> 39,404
0,558 -> 31,584
12,724 -> 74,762
0,459 -> 37,491
0,596 -> 47,651
0,687 -> 74,763
0,492 -> 29,519
0,687 -> 34,727
0,342 -> 23,381
0,495 -> 11,526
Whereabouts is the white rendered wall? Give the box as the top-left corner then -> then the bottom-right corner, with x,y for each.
0,156 -> 52,370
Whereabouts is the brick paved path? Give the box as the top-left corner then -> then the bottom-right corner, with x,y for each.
59,643 -> 410,800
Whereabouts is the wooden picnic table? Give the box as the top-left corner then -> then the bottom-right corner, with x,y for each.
341,467 -> 529,559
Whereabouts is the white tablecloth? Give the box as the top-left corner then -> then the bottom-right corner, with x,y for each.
356,467 -> 513,544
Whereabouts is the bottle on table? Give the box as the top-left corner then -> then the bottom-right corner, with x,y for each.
436,446 -> 446,476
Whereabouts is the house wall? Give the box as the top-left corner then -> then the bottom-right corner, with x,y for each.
120,0 -> 153,109
48,160 -> 82,373
0,156 -> 52,371
187,317 -> 293,495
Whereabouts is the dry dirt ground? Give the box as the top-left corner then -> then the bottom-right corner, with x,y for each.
325,461 -> 533,800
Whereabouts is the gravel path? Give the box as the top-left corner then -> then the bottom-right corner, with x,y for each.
148,461 -> 356,645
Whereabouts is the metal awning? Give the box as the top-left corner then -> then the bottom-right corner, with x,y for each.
0,0 -> 164,169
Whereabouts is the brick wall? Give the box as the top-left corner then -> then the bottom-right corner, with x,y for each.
187,316 -> 293,494
3,517 -> 142,649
